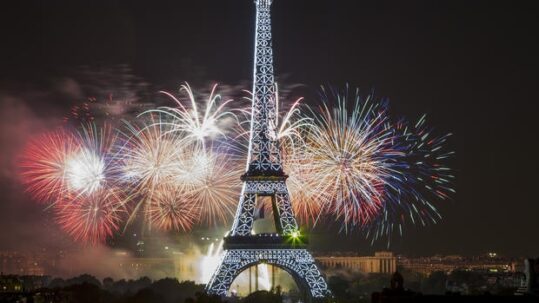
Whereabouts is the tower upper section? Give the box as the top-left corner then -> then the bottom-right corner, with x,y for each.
244,0 -> 284,178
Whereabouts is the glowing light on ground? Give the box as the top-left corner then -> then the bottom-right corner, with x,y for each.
257,264 -> 271,291
200,240 -> 224,283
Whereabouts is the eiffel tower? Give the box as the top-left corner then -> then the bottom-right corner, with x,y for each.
205,0 -> 330,300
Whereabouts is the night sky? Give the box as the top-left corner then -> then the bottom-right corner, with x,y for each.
1,0 -> 538,257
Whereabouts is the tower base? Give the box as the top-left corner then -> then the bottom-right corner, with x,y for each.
205,248 -> 330,300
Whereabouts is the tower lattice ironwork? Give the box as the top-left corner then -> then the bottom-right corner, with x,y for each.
205,0 -> 330,300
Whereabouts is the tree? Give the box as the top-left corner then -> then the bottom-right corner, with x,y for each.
327,275 -> 352,303
193,292 -> 224,303
65,283 -> 102,303
127,277 -> 152,294
48,277 -> 66,289
150,278 -> 188,303
66,274 -> 101,288
241,290 -> 282,303
129,288 -> 165,303
112,279 -> 128,294
421,271 -> 447,294
103,277 -> 114,290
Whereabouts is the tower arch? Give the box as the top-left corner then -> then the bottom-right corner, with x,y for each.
207,249 -> 328,301
230,260 -> 308,297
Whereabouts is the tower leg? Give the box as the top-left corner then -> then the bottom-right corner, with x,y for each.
230,188 -> 257,236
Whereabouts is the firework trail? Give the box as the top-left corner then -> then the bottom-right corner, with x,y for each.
365,115 -> 455,244
59,123 -> 125,244
18,81 -> 454,245
232,85 -> 322,224
150,83 -> 238,147
274,92 -> 324,225
147,183 -> 200,232
299,88 -> 406,229
55,188 -> 126,245
116,114 -> 186,230
289,86 -> 454,243
141,84 -> 244,226
235,84 -> 312,153
118,107 -> 241,230
272,84 -> 314,149
66,123 -> 118,196
179,148 -> 242,225
19,130 -> 80,204
20,123 -> 127,244
284,151 -> 324,225
402,115 -> 455,202
20,124 -> 118,201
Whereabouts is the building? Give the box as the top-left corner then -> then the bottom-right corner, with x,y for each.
397,253 -> 516,276
372,271 -> 537,303
519,258 -> 539,295
0,275 -> 23,292
0,251 -> 50,276
316,251 -> 397,274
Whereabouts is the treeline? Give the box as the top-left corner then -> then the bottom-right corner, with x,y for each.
325,269 -> 523,303
16,275 -> 290,303
22,276 -> 221,303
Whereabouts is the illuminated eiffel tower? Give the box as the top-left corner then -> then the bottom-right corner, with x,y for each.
205,0 -> 330,300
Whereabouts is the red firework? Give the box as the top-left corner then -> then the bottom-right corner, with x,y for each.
19,130 -> 81,204
55,189 -> 127,244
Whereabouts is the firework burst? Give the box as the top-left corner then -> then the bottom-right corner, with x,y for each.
233,85 -> 322,223
287,86 -> 455,243
19,130 -> 80,204
134,83 -> 245,226
20,123 -> 125,244
179,148 -> 242,226
119,117 -> 183,191
300,89 -> 405,229
365,115 -> 455,243
117,115 -> 186,228
64,146 -> 106,196
55,188 -> 126,244
20,123 -> 118,201
151,83 -> 238,146
118,111 -> 241,229
68,123 -> 118,196
273,92 -> 322,224
18,81 -> 453,245
147,183 -> 200,232
284,152 -> 324,225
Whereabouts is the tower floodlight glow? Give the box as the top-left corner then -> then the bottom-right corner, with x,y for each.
205,0 -> 331,301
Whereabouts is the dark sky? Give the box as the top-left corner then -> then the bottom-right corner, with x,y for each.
1,0 -> 538,257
